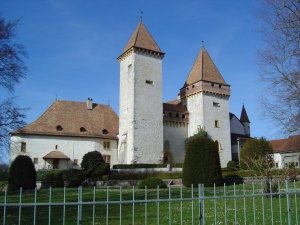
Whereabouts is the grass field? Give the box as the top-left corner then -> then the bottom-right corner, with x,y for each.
0,182 -> 299,225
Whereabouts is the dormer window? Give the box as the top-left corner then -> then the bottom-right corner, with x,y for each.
102,129 -> 109,134
80,127 -> 86,132
182,114 -> 186,118
219,84 -> 222,88
211,83 -> 214,87
56,125 -> 63,131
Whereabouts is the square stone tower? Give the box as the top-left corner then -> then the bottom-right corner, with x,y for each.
117,21 -> 165,164
180,46 -> 232,167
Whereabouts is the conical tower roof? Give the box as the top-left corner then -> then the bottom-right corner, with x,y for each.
240,105 -> 250,123
120,21 -> 164,56
184,47 -> 228,87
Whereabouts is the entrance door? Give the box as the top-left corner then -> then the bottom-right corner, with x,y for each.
53,159 -> 59,169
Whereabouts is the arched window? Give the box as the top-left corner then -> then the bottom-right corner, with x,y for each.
164,140 -> 170,149
102,129 -> 109,134
80,127 -> 86,132
163,151 -> 173,163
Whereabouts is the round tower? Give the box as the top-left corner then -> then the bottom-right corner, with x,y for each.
117,21 -> 165,164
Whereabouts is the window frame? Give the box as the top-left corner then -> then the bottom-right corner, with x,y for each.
33,158 -> 38,164
21,142 -> 26,153
103,141 -> 111,150
103,155 -> 111,164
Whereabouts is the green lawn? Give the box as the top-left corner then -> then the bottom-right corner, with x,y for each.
0,182 -> 299,225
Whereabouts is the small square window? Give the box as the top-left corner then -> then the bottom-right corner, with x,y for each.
74,159 -> 78,165
21,142 -> 26,152
103,155 -> 111,164
33,158 -> 38,164
213,102 -> 220,107
104,141 -> 110,149
146,80 -> 153,84
215,120 -> 220,128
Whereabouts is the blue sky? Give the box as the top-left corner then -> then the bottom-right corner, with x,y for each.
1,1 -> 275,153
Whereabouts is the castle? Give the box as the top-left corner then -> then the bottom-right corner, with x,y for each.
10,21 -> 251,169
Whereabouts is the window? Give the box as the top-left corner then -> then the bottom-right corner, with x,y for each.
33,158 -> 38,164
215,120 -> 220,128
55,145 -> 58,150
275,163 -> 279,168
164,140 -> 170,149
74,159 -> 78,165
146,80 -> 153,84
211,83 -> 214,87
213,102 -> 220,107
21,142 -> 26,152
182,114 -> 186,118
80,127 -> 86,132
169,112 -> 172,117
219,84 -> 222,88
102,129 -> 109,134
56,125 -> 63,131
104,141 -> 110,149
103,155 -> 111,164
176,113 -> 179,118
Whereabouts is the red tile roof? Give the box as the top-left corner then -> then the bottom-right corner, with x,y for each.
184,47 -> 228,86
269,135 -> 300,153
11,100 -> 119,139
43,151 -> 70,159
120,21 -> 164,56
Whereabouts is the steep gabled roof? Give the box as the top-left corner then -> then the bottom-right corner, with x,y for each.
184,47 -> 228,86
269,135 -> 300,153
121,21 -> 164,55
11,100 -> 119,139
240,105 -> 250,123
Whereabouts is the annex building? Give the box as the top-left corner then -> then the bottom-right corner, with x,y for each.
10,21 -> 251,169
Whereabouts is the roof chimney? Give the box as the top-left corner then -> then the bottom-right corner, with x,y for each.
87,98 -> 93,110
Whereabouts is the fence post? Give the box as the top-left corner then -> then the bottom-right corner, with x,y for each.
199,184 -> 203,225
286,180 -> 292,225
78,186 -> 82,225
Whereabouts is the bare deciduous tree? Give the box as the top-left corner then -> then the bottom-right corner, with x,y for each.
0,15 -> 28,154
256,0 -> 300,135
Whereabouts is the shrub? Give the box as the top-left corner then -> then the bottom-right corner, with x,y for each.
84,168 -> 96,179
45,172 -> 54,181
81,151 -> 105,170
8,155 -> 36,191
227,161 -> 237,172
182,136 -> 222,187
68,179 -> 81,188
137,177 -> 167,189
91,163 -> 110,181
53,171 -> 63,181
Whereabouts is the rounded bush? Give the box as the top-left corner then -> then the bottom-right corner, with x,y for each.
81,151 -> 105,170
227,161 -> 237,172
182,136 -> 222,187
68,178 -> 81,188
8,155 -> 37,191
137,177 -> 167,189
91,163 -> 110,181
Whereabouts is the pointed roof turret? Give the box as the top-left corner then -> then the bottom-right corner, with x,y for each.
118,21 -> 164,60
240,105 -> 250,123
184,47 -> 228,87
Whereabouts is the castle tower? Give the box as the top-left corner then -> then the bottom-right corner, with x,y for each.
180,46 -> 231,167
117,21 -> 165,164
240,104 -> 251,136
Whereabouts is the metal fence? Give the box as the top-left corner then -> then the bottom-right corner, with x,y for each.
0,180 -> 299,225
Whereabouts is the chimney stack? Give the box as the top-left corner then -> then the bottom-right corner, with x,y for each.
87,98 -> 93,110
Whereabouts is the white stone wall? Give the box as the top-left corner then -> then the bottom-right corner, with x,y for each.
273,152 -> 300,169
118,51 -> 163,164
10,135 -> 118,169
186,92 -> 232,168
163,121 -> 188,163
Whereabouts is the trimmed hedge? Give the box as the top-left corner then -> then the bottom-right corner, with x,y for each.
137,177 -> 167,189
182,136 -> 222,187
91,163 -> 110,181
81,151 -> 105,170
68,179 -> 81,188
227,161 -> 237,172
8,155 -> 36,191
102,172 -> 182,181
113,163 -> 183,169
